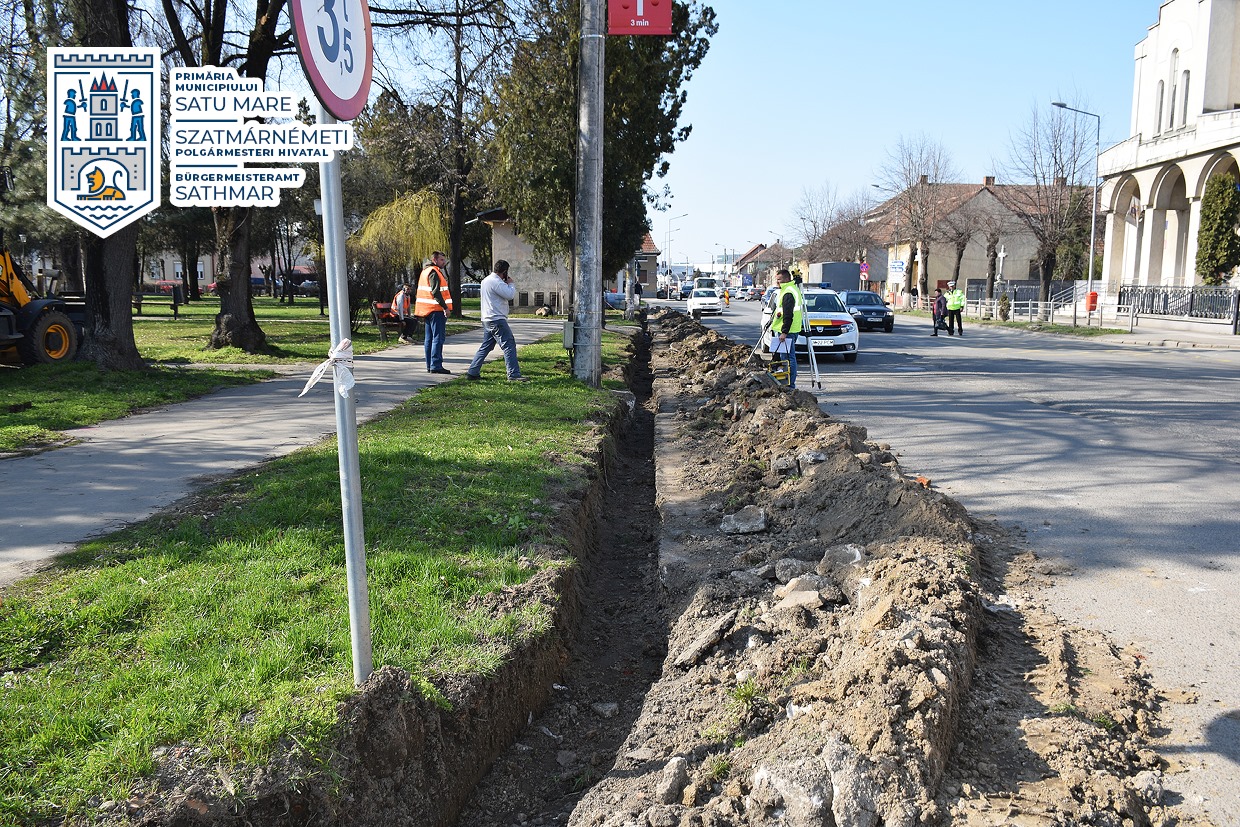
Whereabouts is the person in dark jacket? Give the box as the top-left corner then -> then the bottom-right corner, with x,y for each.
932,288 -> 947,337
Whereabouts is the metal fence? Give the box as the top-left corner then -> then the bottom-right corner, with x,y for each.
1118,285 -> 1239,321
966,299 -> 1075,323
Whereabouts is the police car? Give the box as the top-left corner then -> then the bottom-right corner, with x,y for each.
760,285 -> 859,362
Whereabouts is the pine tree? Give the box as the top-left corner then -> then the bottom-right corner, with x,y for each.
1195,173 -> 1240,286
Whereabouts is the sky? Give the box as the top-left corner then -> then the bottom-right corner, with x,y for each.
649,1 -> 1163,271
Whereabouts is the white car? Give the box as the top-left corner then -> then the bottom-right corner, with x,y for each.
761,287 -> 859,362
686,288 -> 724,316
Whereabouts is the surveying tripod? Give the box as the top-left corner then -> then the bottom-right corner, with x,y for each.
751,309 -> 823,391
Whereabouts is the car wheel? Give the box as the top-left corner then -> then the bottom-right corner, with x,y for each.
883,321 -> 894,332
843,353 -> 858,363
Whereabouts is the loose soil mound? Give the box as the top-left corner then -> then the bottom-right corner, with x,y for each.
79,315 -> 1207,827
563,310 -> 1197,827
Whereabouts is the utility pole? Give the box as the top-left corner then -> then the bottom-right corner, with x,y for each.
571,0 -> 605,386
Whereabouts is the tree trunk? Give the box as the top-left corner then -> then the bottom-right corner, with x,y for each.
209,207 -> 266,351
58,240 -> 84,292
80,226 -> 145,370
916,240 -> 930,298
953,241 -> 966,284
1039,250 -> 1056,304
985,232 -> 999,300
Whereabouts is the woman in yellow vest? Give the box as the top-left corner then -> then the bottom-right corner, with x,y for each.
416,251 -> 455,373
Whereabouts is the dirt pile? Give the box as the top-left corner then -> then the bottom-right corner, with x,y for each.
566,310 -> 1188,827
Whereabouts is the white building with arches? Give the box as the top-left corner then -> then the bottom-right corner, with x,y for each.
1099,0 -> 1240,291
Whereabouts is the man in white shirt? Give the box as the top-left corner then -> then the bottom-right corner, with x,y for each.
466,260 -> 526,382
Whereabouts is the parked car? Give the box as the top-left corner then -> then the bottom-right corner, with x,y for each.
839,290 -> 895,332
151,280 -> 179,294
603,291 -> 627,310
207,277 -> 266,294
460,282 -> 482,298
760,287 -> 858,362
743,287 -> 762,301
686,288 -> 723,316
298,279 -> 319,296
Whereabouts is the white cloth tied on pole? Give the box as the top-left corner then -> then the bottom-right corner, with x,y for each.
299,339 -> 356,398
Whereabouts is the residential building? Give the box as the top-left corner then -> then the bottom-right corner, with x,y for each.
1099,0 -> 1240,290
477,208 -> 658,311
865,178 -> 1044,306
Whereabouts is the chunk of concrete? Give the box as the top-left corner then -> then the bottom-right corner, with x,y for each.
656,756 -> 690,805
721,505 -> 767,535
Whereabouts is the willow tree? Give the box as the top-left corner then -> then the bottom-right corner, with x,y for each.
348,190 -> 447,308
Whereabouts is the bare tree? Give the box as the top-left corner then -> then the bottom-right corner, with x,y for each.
790,183 -> 840,262
876,134 -> 961,297
935,196 -> 987,287
791,185 -> 876,264
999,102 -> 1095,302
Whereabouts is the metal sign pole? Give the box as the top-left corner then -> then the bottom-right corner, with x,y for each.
291,0 -> 375,688
319,108 -> 373,686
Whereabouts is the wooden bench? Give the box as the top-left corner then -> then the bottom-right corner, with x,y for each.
132,294 -> 182,318
371,301 -> 405,342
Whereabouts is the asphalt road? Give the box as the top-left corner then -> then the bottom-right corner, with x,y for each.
663,296 -> 1240,824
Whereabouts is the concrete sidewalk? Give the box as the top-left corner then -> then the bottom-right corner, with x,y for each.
0,319 -> 564,587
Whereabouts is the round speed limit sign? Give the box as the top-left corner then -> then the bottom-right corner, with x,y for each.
290,0 -> 373,121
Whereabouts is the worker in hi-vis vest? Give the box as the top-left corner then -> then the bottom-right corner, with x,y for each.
945,280 -> 966,337
773,269 -> 805,388
416,251 -> 455,373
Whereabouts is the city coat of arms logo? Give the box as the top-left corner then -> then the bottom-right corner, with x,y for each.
46,48 -> 161,237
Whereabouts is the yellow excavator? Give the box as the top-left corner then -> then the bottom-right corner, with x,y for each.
0,247 -> 84,364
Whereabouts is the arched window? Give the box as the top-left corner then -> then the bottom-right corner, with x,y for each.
1168,49 -> 1180,130
1156,81 -> 1165,134
1180,70 -> 1191,126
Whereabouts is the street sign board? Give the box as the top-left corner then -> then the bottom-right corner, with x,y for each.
290,0 -> 373,120
859,262 -> 870,274
890,260 -> 906,273
609,0 -> 673,35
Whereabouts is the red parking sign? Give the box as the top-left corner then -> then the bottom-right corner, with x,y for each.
609,0 -> 672,35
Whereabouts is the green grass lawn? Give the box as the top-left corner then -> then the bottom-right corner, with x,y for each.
133,296 -> 479,363
0,334 -> 633,822
0,297 -> 484,452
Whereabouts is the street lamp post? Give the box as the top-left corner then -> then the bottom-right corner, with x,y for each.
666,212 -> 688,282
1052,101 -> 1100,325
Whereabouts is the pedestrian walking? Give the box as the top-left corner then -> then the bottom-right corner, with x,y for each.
391,283 -> 417,343
945,281 -> 965,336
932,288 -> 947,337
466,260 -> 526,382
416,251 -> 454,374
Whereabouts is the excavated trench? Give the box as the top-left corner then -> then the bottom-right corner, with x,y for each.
112,311 -> 1183,827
